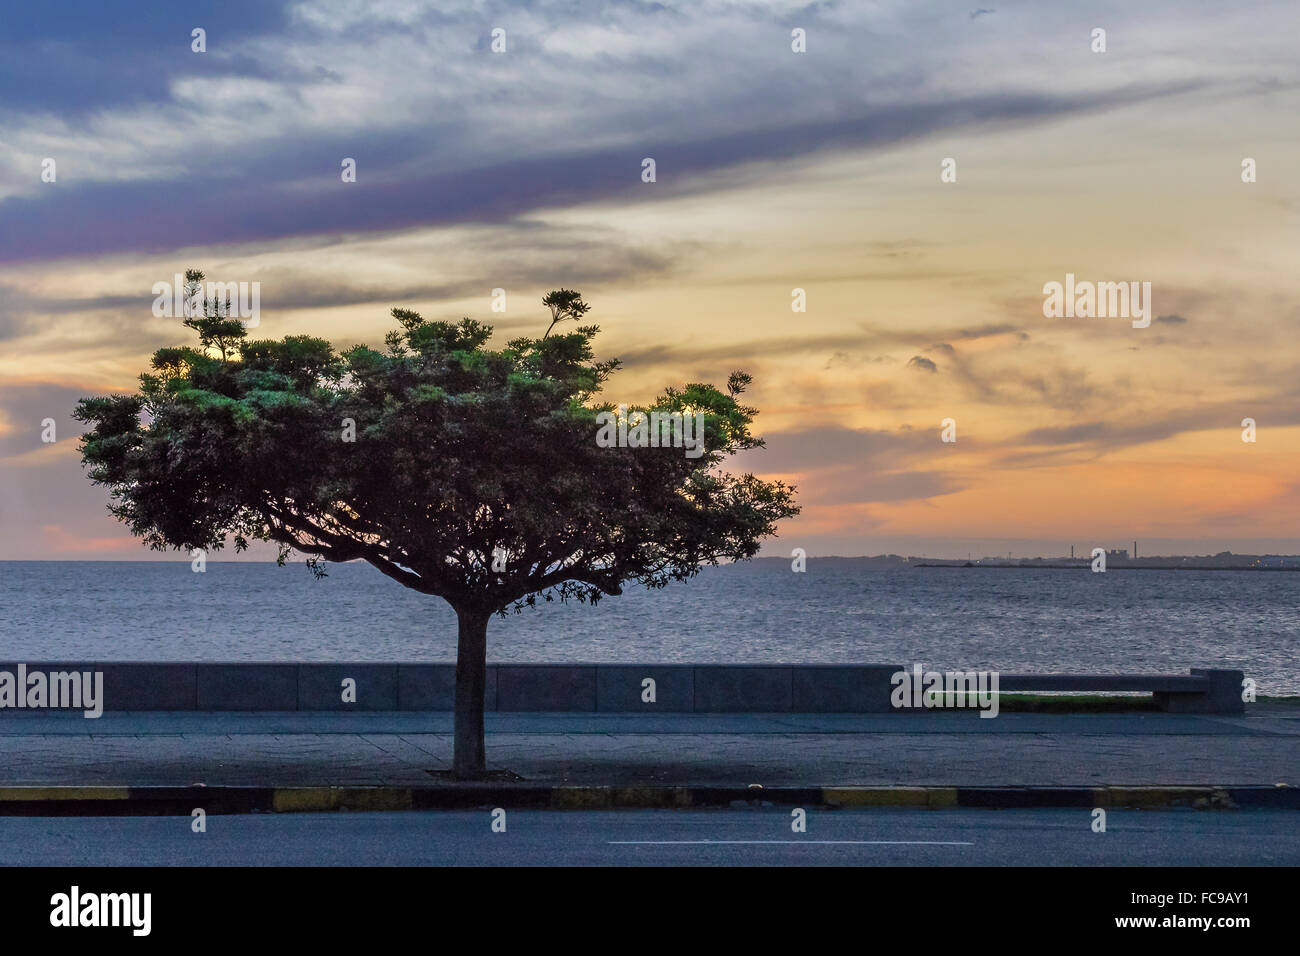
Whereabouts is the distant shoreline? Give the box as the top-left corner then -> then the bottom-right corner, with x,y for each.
1,558 -> 1297,572
745,555 -> 1300,572
911,563 -> 1300,571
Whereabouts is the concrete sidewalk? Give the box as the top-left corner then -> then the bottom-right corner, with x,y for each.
0,708 -> 1296,789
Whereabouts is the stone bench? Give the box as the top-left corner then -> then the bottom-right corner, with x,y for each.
995,669 -> 1245,714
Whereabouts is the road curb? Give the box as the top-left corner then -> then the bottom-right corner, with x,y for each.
0,784 -> 1294,815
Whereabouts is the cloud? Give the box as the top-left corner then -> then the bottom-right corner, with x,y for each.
941,350 -> 1099,411
0,0 -> 1220,263
1009,388 -> 1300,461
736,425 -> 945,473
5,86 -> 1189,263
0,220 -> 689,362
0,382 -> 95,461
824,351 -> 893,370
37,524 -> 140,556
0,284 -> 36,340
804,466 -> 961,506
734,425 -> 965,507
907,355 -> 938,373
953,323 -> 1028,341
616,332 -> 876,369
1155,313 -> 1189,324
0,1 -> 294,115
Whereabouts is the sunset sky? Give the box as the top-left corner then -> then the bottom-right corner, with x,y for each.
2,0 -> 1298,560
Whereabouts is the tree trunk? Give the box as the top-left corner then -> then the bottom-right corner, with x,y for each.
452,608 -> 490,779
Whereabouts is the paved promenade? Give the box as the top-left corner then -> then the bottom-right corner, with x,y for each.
0,708 -> 1295,787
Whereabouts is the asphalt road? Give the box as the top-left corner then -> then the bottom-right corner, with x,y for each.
2,808 -> 1296,866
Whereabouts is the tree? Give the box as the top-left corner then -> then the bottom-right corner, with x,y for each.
75,282 -> 799,777
180,268 -> 245,360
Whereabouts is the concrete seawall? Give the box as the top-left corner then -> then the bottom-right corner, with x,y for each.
0,663 -> 1244,713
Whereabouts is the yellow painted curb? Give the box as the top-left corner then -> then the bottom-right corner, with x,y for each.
822,787 -> 932,807
273,788 -> 339,812
0,787 -> 130,801
611,787 -> 691,808
927,788 -> 959,808
272,788 -> 412,812
550,787 -> 611,809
